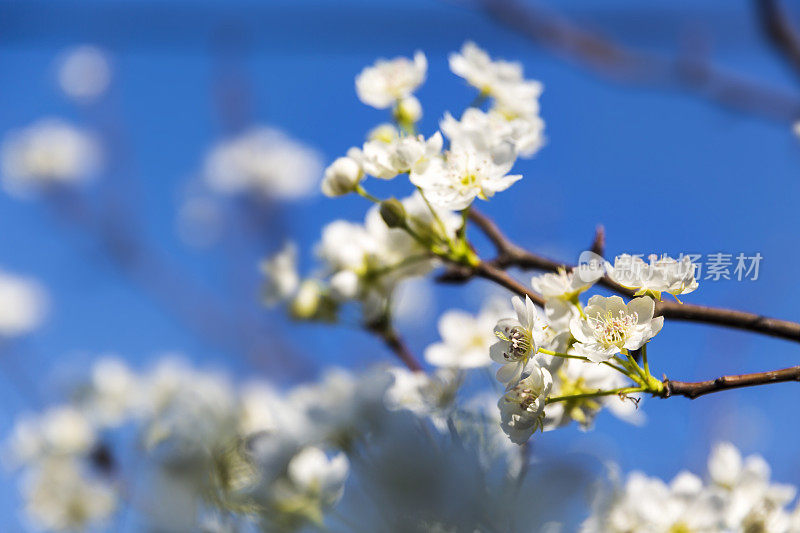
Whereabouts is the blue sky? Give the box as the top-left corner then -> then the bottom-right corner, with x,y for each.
1,0 -> 800,528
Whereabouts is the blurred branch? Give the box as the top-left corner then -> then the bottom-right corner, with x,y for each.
663,364 -> 800,398
367,322 -> 423,372
753,0 -> 800,80
440,208 -> 800,343
478,0 -> 800,122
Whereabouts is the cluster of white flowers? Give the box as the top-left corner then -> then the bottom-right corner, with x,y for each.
263,191 -> 461,323
607,253 -> 699,301
483,250 -> 700,444
5,357 -> 368,531
1,119 -> 101,197
583,442 -> 800,532
6,353 -> 545,532
204,126 -> 323,200
321,42 -> 544,209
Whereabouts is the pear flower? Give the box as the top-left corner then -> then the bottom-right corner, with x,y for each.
441,107 -> 544,161
361,132 -> 442,180
410,144 -> 521,211
449,42 -> 535,98
355,51 -> 427,109
582,469 -> 726,533
204,127 -> 323,200
606,254 -> 698,301
570,295 -> 663,363
531,265 -> 605,332
497,365 -> 552,445
707,442 -> 798,531
285,447 -> 349,508
321,153 -> 363,197
1,119 -> 100,196
260,242 -> 301,304
490,296 -> 549,383
531,265 -> 605,301
0,270 -> 48,338
425,299 -> 510,369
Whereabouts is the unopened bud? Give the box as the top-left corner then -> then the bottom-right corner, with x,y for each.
321,156 -> 362,197
395,96 -> 422,125
290,280 -> 323,320
379,198 -> 406,229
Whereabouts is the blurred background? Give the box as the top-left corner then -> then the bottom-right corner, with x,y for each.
1,0 -> 800,529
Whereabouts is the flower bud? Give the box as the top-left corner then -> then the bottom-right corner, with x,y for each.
379,198 -> 406,229
395,96 -> 422,125
367,123 -> 399,144
290,280 -> 323,320
321,156 -> 362,197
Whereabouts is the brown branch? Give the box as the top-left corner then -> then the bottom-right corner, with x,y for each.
442,208 -> 800,344
368,323 -> 424,372
479,0 -> 800,122
663,365 -> 800,399
753,0 -> 800,79
590,225 -> 606,258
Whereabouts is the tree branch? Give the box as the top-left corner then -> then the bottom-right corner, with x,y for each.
753,0 -> 800,80
479,0 -> 800,122
441,208 -> 800,344
368,323 -> 424,372
663,365 -> 800,399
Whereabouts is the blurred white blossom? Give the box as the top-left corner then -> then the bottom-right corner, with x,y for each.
0,270 -> 47,337
1,119 -> 100,196
56,45 -> 111,102
355,51 -> 427,109
204,127 -> 323,200
425,298 -> 511,369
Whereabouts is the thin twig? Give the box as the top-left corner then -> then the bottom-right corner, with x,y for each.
753,0 -> 800,80
367,323 -> 424,372
479,0 -> 800,122
440,208 -> 800,344
663,365 -> 800,399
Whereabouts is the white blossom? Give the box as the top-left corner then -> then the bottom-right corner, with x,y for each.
0,270 -> 48,337
425,299 -> 510,369
410,143 -> 521,210
385,367 -> 460,422
204,127 -> 323,200
355,51 -> 427,109
1,119 -> 100,196
441,107 -> 544,160
321,154 -> 363,197
491,296 -> 549,383
606,254 -> 699,301
23,457 -> 116,532
56,45 -> 111,102
361,132 -> 441,180
283,447 -> 349,508
708,442 -> 798,531
497,365 -> 552,444
570,295 -> 663,363
449,41 -> 543,120
260,241 -> 301,304
316,192 -> 459,319
582,469 -> 725,533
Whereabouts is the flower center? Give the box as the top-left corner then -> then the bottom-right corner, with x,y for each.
496,326 -> 532,361
459,173 -> 478,187
588,310 -> 638,347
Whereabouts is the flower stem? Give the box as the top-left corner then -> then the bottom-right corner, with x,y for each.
546,386 -> 646,405
355,184 -> 380,203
